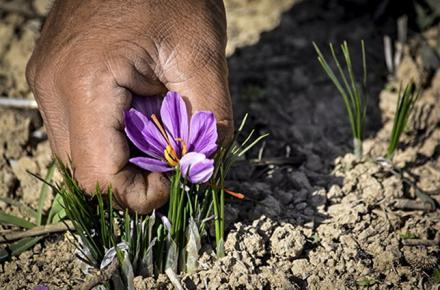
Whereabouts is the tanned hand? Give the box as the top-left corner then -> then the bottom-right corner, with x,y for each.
26,0 -> 233,213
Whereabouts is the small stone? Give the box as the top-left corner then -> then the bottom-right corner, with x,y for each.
327,185 -> 343,199
293,189 -> 308,203
290,171 -> 312,191
295,202 -> 307,210
277,190 -> 294,205
291,259 -> 310,279
256,195 -> 281,217
33,0 -> 53,16
270,224 -> 306,259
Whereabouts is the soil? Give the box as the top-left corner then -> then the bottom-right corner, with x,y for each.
0,0 -> 439,289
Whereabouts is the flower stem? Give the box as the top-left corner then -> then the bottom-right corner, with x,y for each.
219,168 -> 225,242
353,138 -> 363,159
211,189 -> 221,250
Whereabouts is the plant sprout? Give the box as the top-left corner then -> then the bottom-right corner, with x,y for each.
313,41 -> 368,158
386,82 -> 420,160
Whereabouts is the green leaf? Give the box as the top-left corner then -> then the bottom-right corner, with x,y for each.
121,251 -> 135,290
36,162 -> 56,225
185,217 -> 201,274
165,239 -> 178,273
356,277 -> 377,287
386,82 -> 420,160
0,236 -> 43,262
47,193 -> 66,224
0,211 -> 35,229
314,41 -> 368,158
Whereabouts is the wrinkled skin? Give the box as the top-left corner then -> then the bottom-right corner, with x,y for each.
26,0 -> 233,214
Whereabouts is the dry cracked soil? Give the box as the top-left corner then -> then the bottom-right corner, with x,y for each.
0,0 -> 439,289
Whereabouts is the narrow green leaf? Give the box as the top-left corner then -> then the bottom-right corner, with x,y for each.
386,82 -> 420,159
47,193 -> 65,224
0,211 -> 35,229
237,133 -> 269,157
36,162 -> 56,226
0,236 -> 43,262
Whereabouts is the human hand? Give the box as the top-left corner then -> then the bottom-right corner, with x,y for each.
26,0 -> 233,213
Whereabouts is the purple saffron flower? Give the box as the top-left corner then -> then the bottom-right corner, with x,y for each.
180,152 -> 214,184
125,91 -> 218,184
34,286 -> 49,290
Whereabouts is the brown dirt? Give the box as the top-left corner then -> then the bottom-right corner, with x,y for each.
0,0 -> 439,289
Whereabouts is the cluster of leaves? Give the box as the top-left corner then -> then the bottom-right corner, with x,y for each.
0,163 -> 65,262
313,41 -> 368,159
54,115 -> 266,289
56,163 -> 155,289
314,41 -> 420,162
386,82 -> 420,160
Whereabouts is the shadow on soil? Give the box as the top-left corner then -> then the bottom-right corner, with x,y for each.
224,0 -> 395,228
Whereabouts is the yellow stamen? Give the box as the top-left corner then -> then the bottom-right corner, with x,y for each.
164,145 -> 179,167
151,114 -> 181,166
175,138 -> 188,155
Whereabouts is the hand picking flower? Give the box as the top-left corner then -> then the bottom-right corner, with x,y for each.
124,91 -> 218,184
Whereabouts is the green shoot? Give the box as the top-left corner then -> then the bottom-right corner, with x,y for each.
0,211 -> 35,229
313,41 -> 368,158
0,236 -> 44,262
386,82 -> 420,160
36,162 -> 56,225
399,232 -> 418,240
356,277 -> 378,287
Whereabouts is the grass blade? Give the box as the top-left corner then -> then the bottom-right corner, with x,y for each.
237,133 -> 270,157
47,193 -> 66,224
0,211 -> 35,229
0,236 -> 43,262
314,41 -> 368,158
386,82 -> 420,160
36,162 -> 56,225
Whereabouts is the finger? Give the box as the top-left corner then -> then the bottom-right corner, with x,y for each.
157,3 -> 234,145
163,49 -> 233,145
63,69 -> 169,214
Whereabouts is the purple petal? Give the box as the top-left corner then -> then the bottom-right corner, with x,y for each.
160,92 -> 189,153
142,118 -> 170,157
179,152 -> 214,184
130,157 -> 173,172
34,286 -> 49,290
188,111 -> 218,157
132,95 -> 163,118
124,108 -> 168,159
124,109 -> 159,157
